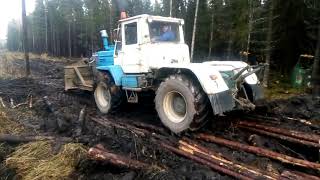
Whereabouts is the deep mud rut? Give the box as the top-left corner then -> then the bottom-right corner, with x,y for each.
0,55 -> 319,180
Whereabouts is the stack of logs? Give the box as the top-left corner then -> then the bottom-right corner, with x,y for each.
1,111 -> 319,179
87,116 -> 320,180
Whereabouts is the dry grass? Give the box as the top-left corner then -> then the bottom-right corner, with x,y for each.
5,142 -> 87,180
5,141 -> 53,178
0,111 -> 24,134
2,51 -> 71,62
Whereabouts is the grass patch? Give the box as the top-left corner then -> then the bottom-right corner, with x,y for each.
264,73 -> 306,100
5,142 -> 87,180
0,111 -> 24,134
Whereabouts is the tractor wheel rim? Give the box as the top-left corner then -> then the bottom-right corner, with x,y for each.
98,85 -> 110,107
163,91 -> 187,123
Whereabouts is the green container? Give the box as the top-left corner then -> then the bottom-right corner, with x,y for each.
291,55 -> 314,88
292,65 -> 305,88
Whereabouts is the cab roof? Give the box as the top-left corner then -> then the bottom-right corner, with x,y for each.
119,14 -> 184,23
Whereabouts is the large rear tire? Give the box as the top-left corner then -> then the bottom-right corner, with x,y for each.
94,72 -> 122,114
155,74 -> 210,133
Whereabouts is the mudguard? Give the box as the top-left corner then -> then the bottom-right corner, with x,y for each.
96,65 -> 124,86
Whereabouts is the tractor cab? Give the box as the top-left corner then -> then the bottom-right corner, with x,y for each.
113,14 -> 190,74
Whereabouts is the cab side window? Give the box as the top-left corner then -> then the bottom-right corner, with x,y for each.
125,22 -> 137,45
115,26 -> 122,55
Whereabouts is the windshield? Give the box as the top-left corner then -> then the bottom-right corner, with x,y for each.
149,21 -> 180,43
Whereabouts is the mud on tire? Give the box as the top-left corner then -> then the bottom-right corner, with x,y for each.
94,72 -> 122,114
155,74 -> 210,133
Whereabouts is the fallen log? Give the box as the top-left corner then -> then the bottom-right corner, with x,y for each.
239,125 -> 320,148
280,170 -> 320,180
0,134 -> 74,143
88,147 -> 150,170
238,121 -> 320,143
91,117 -> 149,137
282,116 -> 318,128
159,141 -> 253,180
181,138 -> 230,160
130,120 -> 168,135
12,102 -> 28,109
195,133 -> 320,170
179,140 -> 279,180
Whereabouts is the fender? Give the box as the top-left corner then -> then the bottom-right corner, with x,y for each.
96,65 -> 124,86
157,63 -> 230,95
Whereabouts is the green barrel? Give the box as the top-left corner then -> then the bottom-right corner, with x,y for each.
292,65 -> 306,88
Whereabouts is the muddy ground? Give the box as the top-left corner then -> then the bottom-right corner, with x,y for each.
0,53 -> 319,180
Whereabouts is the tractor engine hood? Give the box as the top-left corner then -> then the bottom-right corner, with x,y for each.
203,61 -> 259,85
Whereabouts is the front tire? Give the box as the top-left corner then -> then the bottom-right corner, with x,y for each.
94,81 -> 112,113
94,72 -> 122,114
155,74 -> 210,133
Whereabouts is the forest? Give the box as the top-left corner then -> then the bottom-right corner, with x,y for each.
6,0 -> 320,74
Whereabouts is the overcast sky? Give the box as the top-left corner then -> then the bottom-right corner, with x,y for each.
0,0 -> 35,39
0,0 -> 159,40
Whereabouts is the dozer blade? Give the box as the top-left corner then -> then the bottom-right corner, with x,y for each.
64,60 -> 94,91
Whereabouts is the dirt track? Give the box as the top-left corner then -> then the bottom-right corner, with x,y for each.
0,54 -> 320,179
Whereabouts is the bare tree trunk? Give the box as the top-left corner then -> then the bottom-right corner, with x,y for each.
57,33 -> 60,56
51,21 -> 55,56
68,21 -> 72,58
208,12 -> 214,59
263,0 -> 274,88
44,0 -> 48,53
227,39 -> 233,60
73,19 -> 77,56
246,0 -> 253,62
31,16 -> 35,52
191,0 -> 199,62
32,31 -> 35,52
312,24 -> 320,98
170,0 -> 173,17
109,1 -> 113,42
91,13 -> 94,55
22,0 -> 30,77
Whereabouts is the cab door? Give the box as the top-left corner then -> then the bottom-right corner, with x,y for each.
120,20 -> 144,73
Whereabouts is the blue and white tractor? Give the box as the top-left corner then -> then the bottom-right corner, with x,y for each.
64,14 -> 264,133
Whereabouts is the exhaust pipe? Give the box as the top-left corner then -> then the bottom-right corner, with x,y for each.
100,30 -> 109,50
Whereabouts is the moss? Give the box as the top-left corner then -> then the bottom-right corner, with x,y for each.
264,72 -> 306,100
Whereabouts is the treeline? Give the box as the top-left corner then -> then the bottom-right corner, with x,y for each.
6,0 -> 320,74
